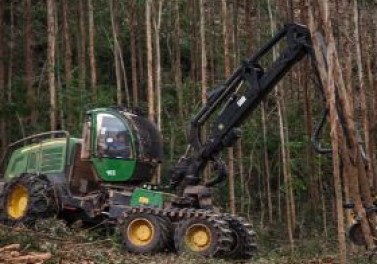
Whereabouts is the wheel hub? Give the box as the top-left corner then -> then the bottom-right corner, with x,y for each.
185,224 -> 212,252
7,185 -> 29,220
127,218 -> 155,246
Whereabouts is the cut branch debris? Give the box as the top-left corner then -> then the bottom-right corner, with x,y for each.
0,244 -> 51,264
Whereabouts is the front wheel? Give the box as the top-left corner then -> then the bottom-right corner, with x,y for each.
0,173 -> 57,227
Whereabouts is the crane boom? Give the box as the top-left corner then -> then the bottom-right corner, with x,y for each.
170,23 -> 323,190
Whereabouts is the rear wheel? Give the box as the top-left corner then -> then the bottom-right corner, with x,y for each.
0,174 -> 57,227
120,213 -> 170,253
174,216 -> 233,257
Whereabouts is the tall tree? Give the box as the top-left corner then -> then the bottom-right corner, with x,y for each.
267,0 -> 294,251
199,0 -> 208,181
7,2 -> 14,103
110,0 -> 130,107
62,0 -> 72,128
146,0 -> 155,122
129,0 -> 139,107
262,102 -> 273,224
209,0 -> 216,85
25,0 -> 36,126
47,0 -> 57,130
310,0 -> 377,257
189,0 -> 198,83
88,0 -> 97,100
199,0 -> 207,112
153,0 -> 163,184
231,0 -> 245,216
353,0 -> 375,188
174,0 -> 184,121
222,0 -> 235,215
136,1 -> 144,88
0,0 -> 5,151
153,0 -> 163,131
110,0 -> 122,105
309,4 -> 346,262
78,0 -> 86,93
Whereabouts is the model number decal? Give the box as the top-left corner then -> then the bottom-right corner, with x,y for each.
106,170 -> 116,176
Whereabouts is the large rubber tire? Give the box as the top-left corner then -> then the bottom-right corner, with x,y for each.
223,215 -> 257,259
0,173 -> 57,227
120,213 -> 170,254
174,216 -> 233,257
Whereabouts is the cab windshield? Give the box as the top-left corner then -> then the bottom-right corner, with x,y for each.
96,113 -> 132,159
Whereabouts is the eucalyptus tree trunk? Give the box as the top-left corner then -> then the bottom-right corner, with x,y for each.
308,4 -> 347,262
88,0 -> 97,100
189,0 -> 197,83
209,0 -> 216,85
110,0 -> 121,105
7,2 -> 14,103
174,0 -> 183,121
153,0 -> 163,184
303,70 -> 318,207
136,1 -> 144,87
341,1 -> 355,230
110,0 -> 130,107
0,0 -> 5,152
129,0 -> 138,107
25,0 -> 36,127
262,101 -> 272,224
222,0 -> 235,215
47,0 -> 57,130
232,0 -> 239,66
310,1 -> 377,259
353,0 -> 375,188
62,0 -> 72,129
232,0 -> 245,215
55,2 -> 64,130
146,0 -> 155,122
277,96 -> 294,252
365,34 -> 377,188
267,0 -> 294,251
153,0 -> 163,132
200,0 -> 207,107
199,0 -> 209,181
78,0 -> 86,93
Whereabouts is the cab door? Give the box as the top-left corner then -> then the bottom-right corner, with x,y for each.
91,112 -> 137,182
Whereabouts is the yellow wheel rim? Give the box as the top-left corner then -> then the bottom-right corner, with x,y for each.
7,185 -> 29,220
127,218 -> 155,246
185,224 -> 212,252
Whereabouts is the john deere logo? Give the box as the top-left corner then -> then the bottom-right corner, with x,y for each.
139,197 -> 149,204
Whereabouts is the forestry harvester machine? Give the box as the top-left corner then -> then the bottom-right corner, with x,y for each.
0,23 -> 329,259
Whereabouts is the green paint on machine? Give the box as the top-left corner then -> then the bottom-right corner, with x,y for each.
4,138 -> 80,180
92,158 -> 136,181
130,188 -> 164,207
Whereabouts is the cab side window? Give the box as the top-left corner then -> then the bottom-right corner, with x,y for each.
96,113 -> 132,159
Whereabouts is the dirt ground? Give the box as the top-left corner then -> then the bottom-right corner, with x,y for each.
0,219 -> 368,264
